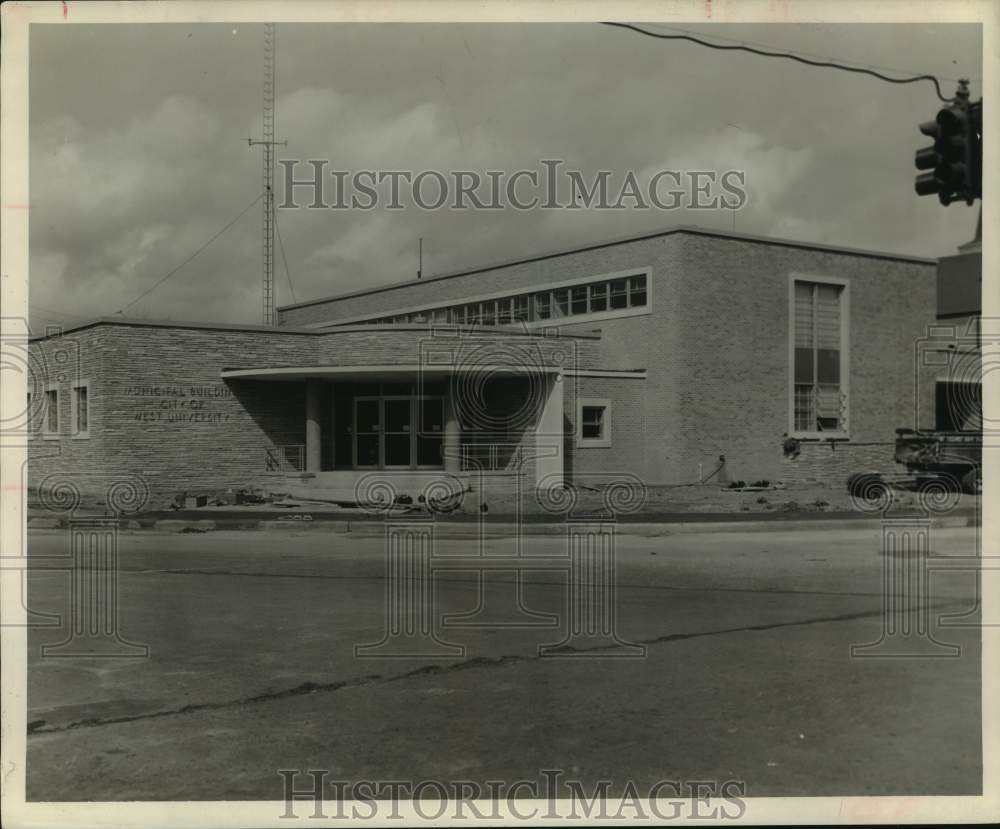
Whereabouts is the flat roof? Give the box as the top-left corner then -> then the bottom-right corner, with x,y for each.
27,316 -> 322,342
277,224 -> 937,313
28,316 -> 600,343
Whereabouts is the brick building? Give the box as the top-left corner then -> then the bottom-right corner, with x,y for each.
928,229 -> 982,433
27,226 -> 937,509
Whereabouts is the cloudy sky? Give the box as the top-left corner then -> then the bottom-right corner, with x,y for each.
29,22 -> 982,329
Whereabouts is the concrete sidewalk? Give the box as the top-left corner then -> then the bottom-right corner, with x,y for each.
26,506 -> 979,536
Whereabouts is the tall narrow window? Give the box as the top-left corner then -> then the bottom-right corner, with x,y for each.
534,292 -> 551,320
793,280 -> 846,433
44,386 -> 59,437
71,382 -> 89,438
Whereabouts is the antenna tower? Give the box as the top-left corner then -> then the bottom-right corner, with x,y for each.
248,23 -> 287,325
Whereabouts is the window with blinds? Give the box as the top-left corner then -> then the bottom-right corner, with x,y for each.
793,281 -> 846,433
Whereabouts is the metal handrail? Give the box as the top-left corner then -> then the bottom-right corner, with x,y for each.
459,442 -> 521,471
265,444 -> 305,472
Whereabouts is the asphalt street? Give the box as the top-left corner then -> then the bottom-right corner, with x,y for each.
23,523 -> 982,801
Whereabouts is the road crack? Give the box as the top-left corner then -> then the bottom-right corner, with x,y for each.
27,600 -> 966,736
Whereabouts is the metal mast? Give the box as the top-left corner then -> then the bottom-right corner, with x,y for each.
248,23 -> 286,326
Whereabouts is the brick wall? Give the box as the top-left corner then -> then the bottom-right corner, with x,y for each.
563,376 -> 648,484
29,230 -> 937,502
779,441 -> 902,485
28,322 -> 593,504
276,229 -> 936,489
668,234 -> 936,486
28,326 -> 112,499
28,324 -> 322,504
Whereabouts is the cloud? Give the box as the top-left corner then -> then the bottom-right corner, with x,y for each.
27,23 -> 983,328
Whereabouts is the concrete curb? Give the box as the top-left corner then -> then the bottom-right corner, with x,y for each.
151,520 -> 219,532
26,514 -> 978,536
26,517 -> 62,530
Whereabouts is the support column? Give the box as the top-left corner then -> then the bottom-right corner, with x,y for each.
535,372 -> 564,489
443,383 -> 461,474
328,383 -> 337,470
305,380 -> 322,472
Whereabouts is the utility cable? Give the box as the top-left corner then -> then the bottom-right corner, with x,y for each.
116,192 -> 264,315
275,213 -> 297,305
602,21 -> 958,103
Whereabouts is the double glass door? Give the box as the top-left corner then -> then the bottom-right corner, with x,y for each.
354,395 -> 443,469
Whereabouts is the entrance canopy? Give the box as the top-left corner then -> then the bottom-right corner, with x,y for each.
219,364 -> 561,381
220,364 -> 565,489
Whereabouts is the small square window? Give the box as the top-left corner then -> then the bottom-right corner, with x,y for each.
581,406 -> 604,439
576,399 -> 611,447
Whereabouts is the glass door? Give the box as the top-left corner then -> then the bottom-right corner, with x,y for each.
354,397 -> 380,467
351,388 -> 445,469
416,397 -> 444,467
383,398 -> 412,468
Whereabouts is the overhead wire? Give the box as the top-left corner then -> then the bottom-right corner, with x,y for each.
29,304 -> 91,322
601,21 -> 960,103
115,191 -> 264,315
636,22 -> 979,87
275,213 -> 297,305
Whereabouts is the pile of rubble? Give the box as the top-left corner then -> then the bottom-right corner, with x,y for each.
168,487 -> 281,510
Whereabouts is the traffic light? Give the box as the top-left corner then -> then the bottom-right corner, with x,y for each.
914,101 -> 971,205
914,81 -> 981,206
968,99 -> 983,201
914,118 -> 947,200
914,81 -> 983,205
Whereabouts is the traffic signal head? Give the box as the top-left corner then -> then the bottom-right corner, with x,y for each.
934,104 -> 970,191
915,119 -> 945,198
914,83 -> 980,206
